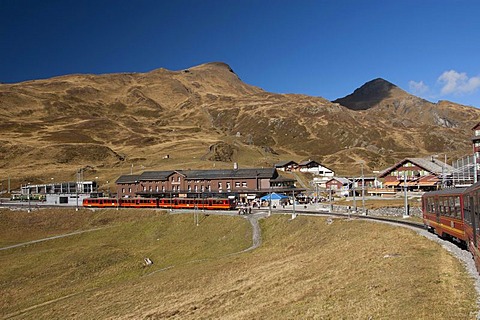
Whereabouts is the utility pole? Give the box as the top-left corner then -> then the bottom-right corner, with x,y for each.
352,177 -> 356,213
329,185 -> 333,212
292,190 -> 296,219
76,169 -> 80,211
27,184 -> 31,213
403,170 -> 409,218
361,163 -> 365,214
268,187 -> 272,216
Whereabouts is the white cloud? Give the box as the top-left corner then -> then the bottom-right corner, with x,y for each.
437,70 -> 480,95
408,80 -> 429,95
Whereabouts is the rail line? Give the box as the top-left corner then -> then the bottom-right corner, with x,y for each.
287,208 -> 425,229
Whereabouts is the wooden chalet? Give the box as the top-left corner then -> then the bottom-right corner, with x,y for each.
275,160 -> 299,172
377,157 -> 454,192
298,160 -> 335,176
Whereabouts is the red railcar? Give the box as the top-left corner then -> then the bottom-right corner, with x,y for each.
422,187 -> 468,244
83,198 -> 119,208
422,182 -> 480,273
82,197 -> 235,210
157,198 -> 235,210
462,182 -> 480,272
120,198 -> 157,208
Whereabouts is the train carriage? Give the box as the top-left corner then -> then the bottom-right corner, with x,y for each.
463,182 -> 480,271
422,187 -> 468,244
83,197 -> 236,210
83,198 -> 119,208
121,198 -> 157,208
422,183 -> 480,274
157,197 -> 235,210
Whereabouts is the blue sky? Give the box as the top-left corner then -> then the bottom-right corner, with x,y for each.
1,0 -> 479,107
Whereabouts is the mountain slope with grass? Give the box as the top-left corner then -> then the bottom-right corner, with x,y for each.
1,62 -> 478,189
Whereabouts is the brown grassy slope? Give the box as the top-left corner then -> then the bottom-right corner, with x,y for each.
0,62 -> 479,187
1,212 -> 476,319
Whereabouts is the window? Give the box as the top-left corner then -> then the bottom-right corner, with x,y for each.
235,182 -> 240,188
218,182 -> 222,189
226,182 -> 231,190
128,188 -> 131,193
201,185 -> 205,192
156,186 -> 159,192
178,176 -> 181,182
122,188 -> 125,193
194,185 -> 198,192
242,182 -> 247,188
162,186 -> 165,192
188,186 -> 192,192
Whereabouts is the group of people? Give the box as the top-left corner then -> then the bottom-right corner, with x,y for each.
238,206 -> 252,215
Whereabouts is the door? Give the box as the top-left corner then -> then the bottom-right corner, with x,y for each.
470,195 -> 477,247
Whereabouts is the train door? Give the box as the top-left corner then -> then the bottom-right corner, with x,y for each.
475,192 -> 480,249
435,196 -> 441,225
469,194 -> 477,247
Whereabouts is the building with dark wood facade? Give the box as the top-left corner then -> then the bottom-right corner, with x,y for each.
116,167 -> 299,201
378,157 -> 454,192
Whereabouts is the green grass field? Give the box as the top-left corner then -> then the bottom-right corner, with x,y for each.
0,208 -> 477,319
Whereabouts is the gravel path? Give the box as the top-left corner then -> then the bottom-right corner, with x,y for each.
241,212 -> 266,252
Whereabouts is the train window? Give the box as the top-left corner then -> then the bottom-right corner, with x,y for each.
449,197 -> 457,218
444,198 -> 451,216
454,196 -> 461,219
438,199 -> 445,216
465,196 -> 472,224
430,198 -> 435,213
443,198 -> 449,216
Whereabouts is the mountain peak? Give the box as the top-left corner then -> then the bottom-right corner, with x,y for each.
333,78 -> 405,110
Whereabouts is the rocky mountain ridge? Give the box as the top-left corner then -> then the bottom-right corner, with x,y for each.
0,62 -> 478,188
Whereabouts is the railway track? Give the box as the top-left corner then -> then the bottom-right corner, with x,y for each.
285,208 -> 425,230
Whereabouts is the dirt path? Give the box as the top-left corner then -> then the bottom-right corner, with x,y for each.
0,227 -> 109,251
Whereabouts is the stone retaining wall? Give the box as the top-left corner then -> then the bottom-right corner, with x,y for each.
318,204 -> 422,217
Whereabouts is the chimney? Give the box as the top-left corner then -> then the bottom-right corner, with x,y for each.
233,162 -> 238,170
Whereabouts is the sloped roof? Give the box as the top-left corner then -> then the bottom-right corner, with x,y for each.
275,160 -> 298,167
378,157 -> 454,178
134,168 -> 277,182
139,171 -> 175,181
326,177 -> 351,185
116,175 -> 141,184
298,160 -> 320,166
181,168 -> 276,180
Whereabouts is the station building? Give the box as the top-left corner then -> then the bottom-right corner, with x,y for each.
116,167 -> 300,203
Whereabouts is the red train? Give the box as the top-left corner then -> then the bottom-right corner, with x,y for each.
422,183 -> 480,272
83,197 -> 236,210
